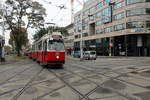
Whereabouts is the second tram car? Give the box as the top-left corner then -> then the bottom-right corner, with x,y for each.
27,32 -> 65,66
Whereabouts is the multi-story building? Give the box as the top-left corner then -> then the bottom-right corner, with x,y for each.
65,24 -> 74,55
74,0 -> 150,56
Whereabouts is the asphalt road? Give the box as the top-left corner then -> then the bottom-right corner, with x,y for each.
0,56 -> 150,100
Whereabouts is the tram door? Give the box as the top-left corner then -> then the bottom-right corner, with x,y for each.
42,40 -> 47,63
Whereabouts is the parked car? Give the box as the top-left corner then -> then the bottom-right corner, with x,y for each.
73,51 -> 81,58
83,51 -> 97,60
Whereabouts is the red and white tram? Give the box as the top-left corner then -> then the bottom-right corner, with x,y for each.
27,32 -> 65,66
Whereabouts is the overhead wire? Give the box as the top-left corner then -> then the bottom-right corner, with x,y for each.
50,0 -> 70,23
55,0 -> 84,25
42,0 -> 84,26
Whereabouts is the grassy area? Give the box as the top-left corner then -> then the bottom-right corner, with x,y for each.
13,55 -> 27,59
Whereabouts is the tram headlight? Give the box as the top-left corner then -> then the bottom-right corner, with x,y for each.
56,56 -> 59,59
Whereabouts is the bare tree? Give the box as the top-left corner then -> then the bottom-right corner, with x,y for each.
0,0 -> 46,56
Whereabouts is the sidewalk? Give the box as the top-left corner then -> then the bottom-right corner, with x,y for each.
66,55 -> 80,61
0,55 -> 20,65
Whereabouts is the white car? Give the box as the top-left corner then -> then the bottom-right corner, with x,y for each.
83,51 -> 97,60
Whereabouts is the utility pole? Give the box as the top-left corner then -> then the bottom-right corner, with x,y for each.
80,12 -> 83,60
79,0 -> 85,61
70,0 -> 85,60
108,2 -> 115,56
71,0 -> 74,23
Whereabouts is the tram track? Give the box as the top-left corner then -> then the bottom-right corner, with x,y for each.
45,65 -> 135,100
66,63 -> 144,100
35,85 -> 66,100
47,68 -> 92,100
0,64 -> 36,86
60,66 -> 119,100
0,56 -> 149,100
12,67 -> 44,100
70,63 -> 150,84
0,76 -> 57,96
0,59 -> 34,74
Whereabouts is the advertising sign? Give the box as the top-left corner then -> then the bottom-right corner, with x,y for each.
128,28 -> 148,33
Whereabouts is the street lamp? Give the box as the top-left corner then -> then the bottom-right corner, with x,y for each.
80,12 -> 84,60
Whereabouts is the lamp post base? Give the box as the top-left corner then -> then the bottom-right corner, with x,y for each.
80,57 -> 84,61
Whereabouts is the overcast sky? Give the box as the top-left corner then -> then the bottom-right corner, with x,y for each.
0,0 -> 84,45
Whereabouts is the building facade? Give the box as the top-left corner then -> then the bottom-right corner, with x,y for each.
65,24 -> 74,55
74,0 -> 150,56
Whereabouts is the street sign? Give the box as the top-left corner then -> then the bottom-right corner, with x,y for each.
109,42 -> 113,48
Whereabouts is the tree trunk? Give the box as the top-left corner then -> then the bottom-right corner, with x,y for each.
16,46 -> 21,56
16,41 -> 22,56
17,49 -> 21,56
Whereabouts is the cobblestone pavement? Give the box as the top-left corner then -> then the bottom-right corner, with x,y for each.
0,56 -> 150,100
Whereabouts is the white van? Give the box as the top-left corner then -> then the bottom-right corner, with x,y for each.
83,51 -> 97,60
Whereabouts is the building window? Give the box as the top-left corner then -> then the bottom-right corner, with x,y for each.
89,15 -> 95,21
83,33 -> 88,37
127,8 -> 150,16
89,6 -> 96,14
96,38 -> 102,43
114,24 -> 125,31
82,25 -> 88,30
96,20 -> 103,26
126,0 -> 150,5
102,7 -> 112,23
96,7 -> 111,22
96,29 -> 104,34
75,34 -> 81,39
146,21 -> 150,27
83,10 -> 89,16
96,11 -> 102,18
96,2 -> 103,9
114,12 -> 125,20
104,26 -> 113,33
75,35 -> 78,39
114,2 -> 124,10
83,17 -> 88,24
104,0 -> 111,4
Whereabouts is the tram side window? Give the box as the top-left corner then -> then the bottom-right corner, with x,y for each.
44,40 -> 47,51
38,42 -> 42,51
48,40 -> 54,50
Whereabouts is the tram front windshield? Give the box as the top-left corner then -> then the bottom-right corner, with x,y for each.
48,40 -> 64,51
